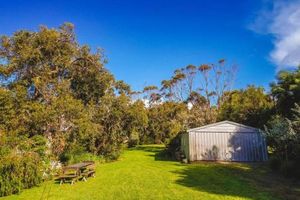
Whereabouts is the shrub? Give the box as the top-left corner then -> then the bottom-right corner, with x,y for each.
60,143 -> 114,164
0,153 -> 42,197
60,152 -> 100,164
105,151 -> 120,161
105,146 -> 124,161
165,132 -> 184,160
128,129 -> 140,147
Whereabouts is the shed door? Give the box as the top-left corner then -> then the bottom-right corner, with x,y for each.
190,132 -> 233,161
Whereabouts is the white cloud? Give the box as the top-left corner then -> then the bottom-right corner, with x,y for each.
250,0 -> 300,70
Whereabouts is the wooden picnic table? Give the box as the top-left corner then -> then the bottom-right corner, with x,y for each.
65,162 -> 92,170
56,161 -> 96,185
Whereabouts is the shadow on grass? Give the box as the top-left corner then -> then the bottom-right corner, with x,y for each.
173,163 -> 266,200
131,145 -> 175,161
174,162 -> 300,200
133,145 -> 165,153
134,145 -> 300,200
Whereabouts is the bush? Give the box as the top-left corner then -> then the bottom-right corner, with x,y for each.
105,144 -> 127,161
60,152 -> 100,164
106,150 -> 121,161
165,132 -> 184,160
0,153 -> 42,197
60,143 -> 118,164
59,145 -> 98,164
128,129 -> 140,147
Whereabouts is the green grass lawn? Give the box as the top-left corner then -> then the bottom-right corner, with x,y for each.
1,145 -> 299,200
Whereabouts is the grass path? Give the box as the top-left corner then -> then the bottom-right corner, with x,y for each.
1,145 -> 294,200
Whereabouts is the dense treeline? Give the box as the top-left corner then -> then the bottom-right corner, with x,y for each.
0,24 -> 299,196
0,24 -> 139,196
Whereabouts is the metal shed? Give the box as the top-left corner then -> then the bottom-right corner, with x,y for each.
181,121 -> 268,162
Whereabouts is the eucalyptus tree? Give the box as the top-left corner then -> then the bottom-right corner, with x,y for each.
159,59 -> 236,124
142,85 -> 161,106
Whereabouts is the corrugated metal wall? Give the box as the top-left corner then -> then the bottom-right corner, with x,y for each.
188,131 -> 267,162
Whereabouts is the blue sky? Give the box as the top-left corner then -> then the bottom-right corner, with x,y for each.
1,0 -> 296,92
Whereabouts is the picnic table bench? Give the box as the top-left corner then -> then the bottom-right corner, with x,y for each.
56,161 -> 96,185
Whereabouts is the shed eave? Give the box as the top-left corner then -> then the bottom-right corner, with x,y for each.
187,120 -> 260,132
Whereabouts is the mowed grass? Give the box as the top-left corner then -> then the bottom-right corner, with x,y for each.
1,145 -> 299,200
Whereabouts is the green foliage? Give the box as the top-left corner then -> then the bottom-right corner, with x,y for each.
128,129 -> 140,147
91,94 -> 129,155
188,94 -> 217,127
0,153 -> 42,197
263,68 -> 300,178
0,23 -> 131,161
60,152 -> 101,165
265,104 -> 300,178
126,100 -> 148,145
218,86 -> 274,128
70,47 -> 114,105
147,102 -> 188,144
271,66 -> 300,117
0,23 -> 134,196
265,116 -> 296,160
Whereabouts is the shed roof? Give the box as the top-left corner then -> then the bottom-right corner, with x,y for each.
187,120 -> 259,133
